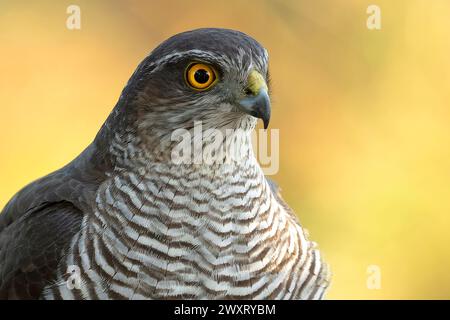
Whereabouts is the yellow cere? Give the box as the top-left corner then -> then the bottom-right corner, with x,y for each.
246,70 -> 268,95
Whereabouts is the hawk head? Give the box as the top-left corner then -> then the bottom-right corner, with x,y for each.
122,28 -> 270,132
105,28 -> 271,164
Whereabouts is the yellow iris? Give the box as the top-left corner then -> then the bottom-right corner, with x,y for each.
185,63 -> 217,90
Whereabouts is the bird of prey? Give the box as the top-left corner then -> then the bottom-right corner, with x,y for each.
0,28 -> 330,299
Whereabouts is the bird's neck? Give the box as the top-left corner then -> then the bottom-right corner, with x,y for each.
106,123 -> 257,172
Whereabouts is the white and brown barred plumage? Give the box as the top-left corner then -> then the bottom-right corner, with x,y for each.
0,28 -> 330,299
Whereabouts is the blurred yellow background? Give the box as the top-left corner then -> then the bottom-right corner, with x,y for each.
1,0 -> 449,299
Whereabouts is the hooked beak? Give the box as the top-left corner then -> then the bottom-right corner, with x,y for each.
238,70 -> 271,129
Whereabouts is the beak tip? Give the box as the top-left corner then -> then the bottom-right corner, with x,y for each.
239,89 -> 271,130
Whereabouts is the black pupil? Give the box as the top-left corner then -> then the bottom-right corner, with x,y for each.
194,69 -> 210,84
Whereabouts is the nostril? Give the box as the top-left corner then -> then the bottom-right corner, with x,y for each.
244,87 -> 254,96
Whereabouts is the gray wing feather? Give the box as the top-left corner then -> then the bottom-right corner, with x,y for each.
0,201 -> 82,299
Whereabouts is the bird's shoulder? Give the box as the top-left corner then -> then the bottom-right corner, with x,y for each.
0,144 -> 105,234
0,170 -> 69,232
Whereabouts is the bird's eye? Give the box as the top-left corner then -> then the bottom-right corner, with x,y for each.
185,63 -> 217,90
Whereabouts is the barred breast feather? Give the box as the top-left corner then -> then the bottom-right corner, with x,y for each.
41,136 -> 330,300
